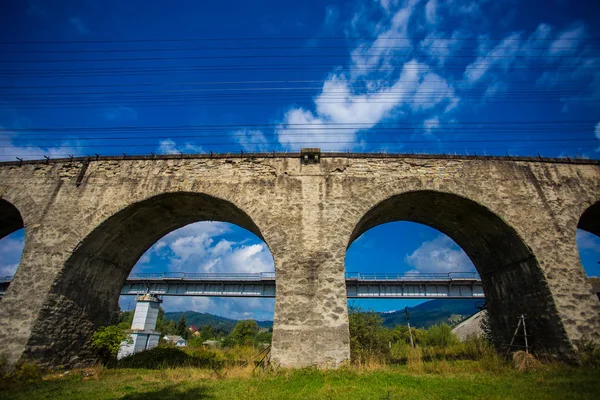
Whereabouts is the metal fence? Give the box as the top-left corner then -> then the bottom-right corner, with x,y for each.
126,271 -> 480,281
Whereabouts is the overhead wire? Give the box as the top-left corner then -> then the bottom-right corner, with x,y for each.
0,37 -> 597,160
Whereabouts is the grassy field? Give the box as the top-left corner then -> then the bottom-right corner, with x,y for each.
2,360 -> 599,400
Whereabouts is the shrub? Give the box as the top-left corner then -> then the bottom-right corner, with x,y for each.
117,347 -> 224,369
90,326 -> 131,365
576,335 -> 600,367
348,307 -> 390,364
423,324 -> 459,348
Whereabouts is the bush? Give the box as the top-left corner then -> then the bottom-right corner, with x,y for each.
423,324 -> 458,348
349,307 -> 390,364
576,335 -> 600,367
117,347 -> 224,369
90,326 -> 131,365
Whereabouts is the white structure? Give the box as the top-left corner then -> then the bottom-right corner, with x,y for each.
117,294 -> 162,359
163,335 -> 187,347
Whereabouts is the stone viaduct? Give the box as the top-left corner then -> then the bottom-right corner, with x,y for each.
0,150 -> 598,369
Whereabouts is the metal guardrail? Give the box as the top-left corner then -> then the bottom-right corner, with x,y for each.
344,272 -> 480,281
127,272 -> 277,281
0,271 -> 481,285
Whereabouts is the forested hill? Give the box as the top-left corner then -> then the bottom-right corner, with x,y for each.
164,311 -> 273,333
380,299 -> 482,329
163,299 -> 481,333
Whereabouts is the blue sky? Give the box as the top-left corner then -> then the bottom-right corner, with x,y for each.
0,0 -> 599,157
1,0 -> 600,319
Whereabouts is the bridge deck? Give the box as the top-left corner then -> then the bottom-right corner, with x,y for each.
1,272 -> 485,299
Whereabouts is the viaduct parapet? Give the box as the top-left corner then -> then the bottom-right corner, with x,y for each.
0,152 -> 599,368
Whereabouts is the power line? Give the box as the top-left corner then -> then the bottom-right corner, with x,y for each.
1,45 -> 595,55
0,78 -> 593,90
2,120 -> 595,132
3,53 -> 597,64
0,138 -> 596,149
1,35 -> 598,45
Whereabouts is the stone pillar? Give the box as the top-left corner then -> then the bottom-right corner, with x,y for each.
117,294 -> 162,359
270,162 -> 351,368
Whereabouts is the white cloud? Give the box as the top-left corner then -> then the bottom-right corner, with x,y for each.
594,122 -> 600,151
405,235 -> 475,274
278,60 -> 457,150
134,221 -> 274,274
276,0 -> 459,151
577,229 -> 600,252
464,32 -> 522,84
126,221 -> 275,319
419,32 -> 463,66
423,116 -> 440,133
0,124 -> 89,161
0,234 -> 24,277
158,139 -> 204,155
425,0 -> 438,25
0,136 -> 86,162
237,130 -> 269,152
460,21 -> 597,110
549,23 -> 585,55
68,17 -> 90,36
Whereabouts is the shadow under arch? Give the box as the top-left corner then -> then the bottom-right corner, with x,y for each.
578,200 -> 600,238
24,192 -> 270,368
577,200 -> 600,301
347,190 -> 573,359
0,199 -> 24,240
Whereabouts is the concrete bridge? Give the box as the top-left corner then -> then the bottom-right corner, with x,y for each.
0,272 -> 485,299
0,150 -> 599,369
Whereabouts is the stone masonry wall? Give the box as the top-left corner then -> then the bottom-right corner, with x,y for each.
0,154 -> 598,368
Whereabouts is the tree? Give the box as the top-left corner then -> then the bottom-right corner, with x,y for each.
90,325 -> 131,365
117,310 -> 134,330
231,320 -> 259,346
199,325 -> 216,341
177,314 -> 189,339
348,306 -> 390,363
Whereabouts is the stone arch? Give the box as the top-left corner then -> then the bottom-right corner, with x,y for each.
576,200 -> 600,302
0,199 -> 24,240
347,190 -> 573,359
577,200 -> 600,238
24,192 -> 270,367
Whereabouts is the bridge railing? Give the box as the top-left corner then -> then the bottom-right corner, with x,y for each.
344,272 -> 480,281
125,271 -> 480,282
2,271 -> 481,285
126,272 -> 276,281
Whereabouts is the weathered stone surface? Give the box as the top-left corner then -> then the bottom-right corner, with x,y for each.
0,154 -> 598,368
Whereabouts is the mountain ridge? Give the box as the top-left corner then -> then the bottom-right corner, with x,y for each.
164,299 -> 482,332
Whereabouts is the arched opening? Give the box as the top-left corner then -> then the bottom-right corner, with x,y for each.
347,190 -> 571,358
577,201 -> 600,300
346,221 -> 479,325
118,220 -> 275,348
0,199 -> 25,291
24,192 -> 273,367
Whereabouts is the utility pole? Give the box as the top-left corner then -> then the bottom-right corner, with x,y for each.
405,307 -> 415,348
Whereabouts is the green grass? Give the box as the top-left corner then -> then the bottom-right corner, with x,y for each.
1,361 -> 599,400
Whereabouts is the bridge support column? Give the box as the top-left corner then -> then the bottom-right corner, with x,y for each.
117,294 -> 162,359
270,252 -> 350,368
